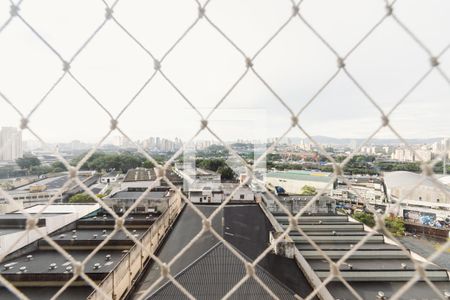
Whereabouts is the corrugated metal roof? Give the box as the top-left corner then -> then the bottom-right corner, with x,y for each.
131,205 -> 313,299
273,213 -> 450,297
148,243 -> 297,299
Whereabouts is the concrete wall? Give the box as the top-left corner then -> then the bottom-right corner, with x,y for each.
87,194 -> 184,300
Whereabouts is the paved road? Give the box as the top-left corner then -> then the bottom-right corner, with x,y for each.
399,236 -> 450,270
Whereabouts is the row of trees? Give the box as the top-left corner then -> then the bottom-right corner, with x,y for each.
268,153 -> 450,175
15,155 -> 66,176
352,211 -> 405,236
15,152 -> 156,176
195,158 -> 235,180
72,152 -> 154,172
68,193 -> 105,203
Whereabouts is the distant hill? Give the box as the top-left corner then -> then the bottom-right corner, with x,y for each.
281,136 -> 444,146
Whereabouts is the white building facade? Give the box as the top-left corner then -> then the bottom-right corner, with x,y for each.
0,127 -> 23,161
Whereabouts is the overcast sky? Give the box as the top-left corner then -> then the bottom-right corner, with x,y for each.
0,0 -> 449,144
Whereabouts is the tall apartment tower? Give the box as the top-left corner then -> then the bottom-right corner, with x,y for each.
0,127 -> 23,161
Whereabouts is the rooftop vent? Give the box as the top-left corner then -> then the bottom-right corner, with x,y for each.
59,234 -> 65,239
93,263 -> 101,270
376,291 -> 387,300
93,234 -> 98,239
105,254 -> 111,261
132,229 -> 137,233
93,216 -> 97,220
26,255 -> 33,261
49,263 -> 57,270
348,264 -> 353,270
401,263 -> 407,270
19,266 -> 26,272
443,291 -> 450,299
102,229 -> 107,234
66,266 -> 73,272
72,229 -> 76,234
270,231 -> 295,259
72,235 -> 77,240
3,263 -> 14,270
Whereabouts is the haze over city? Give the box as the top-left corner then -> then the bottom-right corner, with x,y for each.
0,1 -> 449,300
0,0 -> 449,143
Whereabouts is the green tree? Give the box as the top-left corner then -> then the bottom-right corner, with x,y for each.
217,166 -> 235,180
353,212 -> 405,236
352,211 -> 376,228
299,185 -> 317,196
50,161 -> 66,173
71,151 -> 154,173
16,155 -> 41,173
196,158 -> 226,172
68,193 -> 96,203
385,216 -> 405,237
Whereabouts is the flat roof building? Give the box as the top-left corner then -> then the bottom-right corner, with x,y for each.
264,170 -> 335,195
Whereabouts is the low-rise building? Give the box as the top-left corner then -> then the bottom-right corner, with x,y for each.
100,171 -> 120,184
264,170 -> 335,195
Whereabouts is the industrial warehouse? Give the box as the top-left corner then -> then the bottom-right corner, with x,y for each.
0,164 -> 448,299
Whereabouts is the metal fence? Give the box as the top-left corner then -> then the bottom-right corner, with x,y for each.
0,0 -> 449,299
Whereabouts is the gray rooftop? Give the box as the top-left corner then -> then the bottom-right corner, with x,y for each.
273,213 -> 450,297
148,243 -> 297,299
14,175 -> 70,191
110,191 -> 167,200
0,250 -> 125,276
131,204 -> 313,300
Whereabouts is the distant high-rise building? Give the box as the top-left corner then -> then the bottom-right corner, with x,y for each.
0,127 -> 23,161
414,149 -> 432,162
